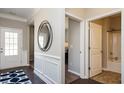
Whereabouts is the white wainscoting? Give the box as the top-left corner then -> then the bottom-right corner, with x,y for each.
34,52 -> 61,84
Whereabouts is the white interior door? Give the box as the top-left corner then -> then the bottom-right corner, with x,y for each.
90,22 -> 102,77
68,19 -> 80,74
0,27 -> 22,69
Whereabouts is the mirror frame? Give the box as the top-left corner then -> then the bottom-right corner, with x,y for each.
37,20 -> 53,52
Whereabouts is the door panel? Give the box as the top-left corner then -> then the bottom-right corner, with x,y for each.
90,22 -> 102,77
68,19 -> 80,74
0,28 -> 22,69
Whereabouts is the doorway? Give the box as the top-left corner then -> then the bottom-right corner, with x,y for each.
29,25 -> 34,68
0,27 -> 22,69
65,16 -> 80,84
89,13 -> 121,84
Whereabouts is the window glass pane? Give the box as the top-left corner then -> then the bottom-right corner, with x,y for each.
9,33 -> 13,38
5,32 -> 18,56
9,50 -> 13,55
5,32 -> 9,38
9,44 -> 13,49
5,50 -> 9,56
5,44 -> 9,50
5,39 -> 9,44
14,38 -> 17,44
14,44 -> 17,49
9,39 -> 13,44
14,33 -> 17,38
13,50 -> 17,55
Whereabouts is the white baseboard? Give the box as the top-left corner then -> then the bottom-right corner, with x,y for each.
34,68 -> 57,84
80,74 -> 88,79
0,64 -> 29,70
102,68 -> 107,70
68,69 -> 80,76
22,64 -> 29,66
102,68 -> 121,73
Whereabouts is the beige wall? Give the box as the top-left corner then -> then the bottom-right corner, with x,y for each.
110,15 -> 121,30
92,19 -> 103,25
65,8 -> 85,18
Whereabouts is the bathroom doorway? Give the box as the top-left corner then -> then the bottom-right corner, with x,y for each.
89,13 -> 121,84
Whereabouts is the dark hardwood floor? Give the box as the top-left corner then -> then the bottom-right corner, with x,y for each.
0,66 -> 46,84
70,78 -> 101,84
0,66 -> 101,84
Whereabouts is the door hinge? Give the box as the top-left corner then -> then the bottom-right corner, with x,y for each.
88,67 -> 91,70
80,51 -> 82,54
88,47 -> 90,50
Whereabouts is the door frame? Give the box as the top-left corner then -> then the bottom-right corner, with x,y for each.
29,24 -> 34,68
63,12 -> 85,83
85,9 -> 124,83
0,26 -> 23,69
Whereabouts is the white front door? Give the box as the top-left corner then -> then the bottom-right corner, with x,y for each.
90,22 -> 102,77
0,28 -> 22,69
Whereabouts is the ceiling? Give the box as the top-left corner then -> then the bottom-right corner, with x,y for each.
0,8 -> 39,20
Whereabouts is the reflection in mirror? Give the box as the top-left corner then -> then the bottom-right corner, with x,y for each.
39,24 -> 49,48
38,20 -> 53,51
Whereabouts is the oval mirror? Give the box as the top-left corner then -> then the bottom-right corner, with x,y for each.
38,20 -> 53,51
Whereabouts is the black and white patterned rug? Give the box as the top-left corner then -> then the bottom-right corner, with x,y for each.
0,69 -> 32,84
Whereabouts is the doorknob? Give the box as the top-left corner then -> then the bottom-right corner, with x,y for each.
0,48 -> 4,53
0,48 -> 3,50
0,50 -> 3,53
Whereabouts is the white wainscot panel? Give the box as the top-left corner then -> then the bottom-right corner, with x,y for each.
34,52 -> 61,84
34,56 -> 44,74
44,58 -> 59,83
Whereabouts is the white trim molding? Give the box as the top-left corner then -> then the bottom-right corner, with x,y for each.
68,69 -> 80,76
65,12 -> 83,21
121,9 -> 124,84
62,12 -> 86,83
80,21 -> 86,79
0,13 -> 27,22
86,9 -> 121,21
35,52 -> 61,60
